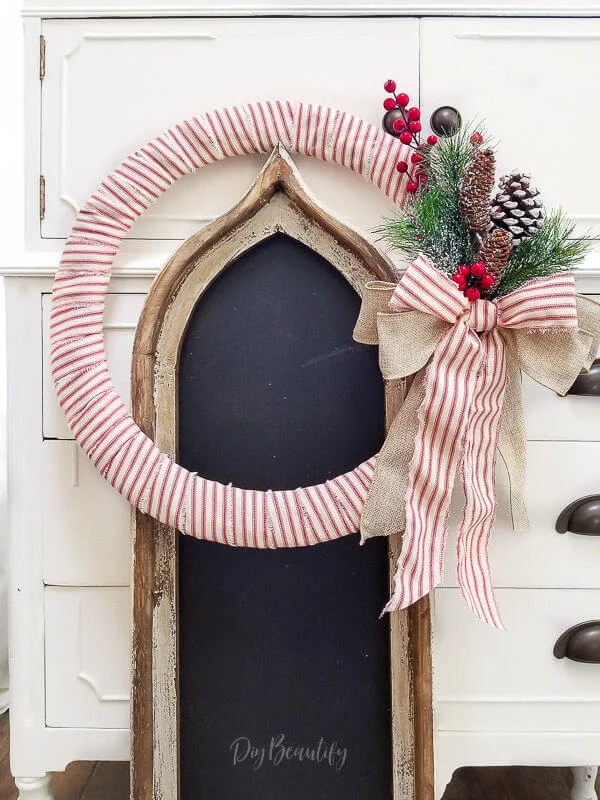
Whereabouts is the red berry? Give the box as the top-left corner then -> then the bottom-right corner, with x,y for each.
410,152 -> 423,164
396,160 -> 408,173
409,121 -> 422,133
471,261 -> 486,277
399,131 -> 413,145
383,97 -> 396,111
396,93 -> 409,107
407,107 -> 421,121
470,131 -> 484,145
384,79 -> 397,93
392,118 -> 406,132
451,273 -> 462,284
406,180 -> 419,194
427,135 -> 438,145
480,273 -> 495,290
419,173 -> 428,183
466,286 -> 481,302
459,264 -> 471,276
458,276 -> 467,290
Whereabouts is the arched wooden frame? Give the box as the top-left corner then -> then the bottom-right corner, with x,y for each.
131,146 -> 433,800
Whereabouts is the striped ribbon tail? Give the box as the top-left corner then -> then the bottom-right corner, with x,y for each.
456,328 -> 507,629
383,320 -> 484,615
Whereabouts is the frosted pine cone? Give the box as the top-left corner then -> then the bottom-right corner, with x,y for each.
459,148 -> 496,232
481,228 -> 513,282
490,171 -> 545,245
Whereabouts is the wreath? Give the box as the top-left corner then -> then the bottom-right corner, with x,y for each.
52,88 -> 600,628
50,101 -> 409,552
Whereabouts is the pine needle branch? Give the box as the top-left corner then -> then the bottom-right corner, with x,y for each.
493,211 -> 598,297
377,121 -> 492,273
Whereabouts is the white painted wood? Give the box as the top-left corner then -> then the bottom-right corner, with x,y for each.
7,279 -> 50,779
42,293 -> 145,439
44,586 -> 130,729
571,766 -> 599,800
420,18 -> 600,240
443,442 -> 600,589
433,588 -> 600,727
41,441 -> 131,586
434,733 -> 600,800
21,0 -> 600,18
39,17 -> 416,241
14,775 -> 53,800
7,278 -> 130,779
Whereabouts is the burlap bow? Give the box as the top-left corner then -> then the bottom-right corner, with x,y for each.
354,254 -> 600,628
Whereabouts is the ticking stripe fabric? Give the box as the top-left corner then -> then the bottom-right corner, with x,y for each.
354,255 -> 595,628
51,102 -> 410,548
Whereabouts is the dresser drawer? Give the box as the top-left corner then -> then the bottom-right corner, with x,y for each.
41,440 -> 131,586
43,292 -> 145,439
433,588 -> 600,733
443,441 -> 600,589
44,586 -> 130,729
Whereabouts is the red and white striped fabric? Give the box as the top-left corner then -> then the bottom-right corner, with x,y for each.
384,255 -> 578,628
51,102 -> 411,549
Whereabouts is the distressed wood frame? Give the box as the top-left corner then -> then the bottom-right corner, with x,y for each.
130,146 -> 434,800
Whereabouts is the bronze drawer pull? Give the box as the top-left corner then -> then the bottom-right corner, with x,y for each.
554,621 -> 600,663
567,358 -> 600,395
556,496 -> 600,536
430,106 -> 462,137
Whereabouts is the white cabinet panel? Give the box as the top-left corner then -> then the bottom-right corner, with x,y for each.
42,292 -> 145,439
41,440 -> 131,586
443,442 -> 600,589
433,588 -> 600,732
420,19 -> 600,239
45,587 -> 130,729
40,17 -> 418,241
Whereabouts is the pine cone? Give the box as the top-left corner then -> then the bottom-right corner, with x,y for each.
459,148 -> 496,232
481,228 -> 513,282
490,171 -> 545,245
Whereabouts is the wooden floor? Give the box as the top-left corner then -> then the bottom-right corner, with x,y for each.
1,712 -> 598,799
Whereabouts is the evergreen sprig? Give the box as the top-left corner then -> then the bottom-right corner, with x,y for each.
378,123 -> 489,273
494,211 -> 598,297
379,120 -> 596,295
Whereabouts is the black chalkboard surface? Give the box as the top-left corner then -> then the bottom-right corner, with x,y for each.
177,233 -> 393,800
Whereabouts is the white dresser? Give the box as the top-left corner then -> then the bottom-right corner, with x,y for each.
6,3 -> 600,798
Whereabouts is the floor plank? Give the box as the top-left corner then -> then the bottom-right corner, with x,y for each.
50,762 -> 96,800
80,762 -> 129,800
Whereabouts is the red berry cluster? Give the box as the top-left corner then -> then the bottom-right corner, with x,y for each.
451,262 -> 495,302
383,79 -> 438,195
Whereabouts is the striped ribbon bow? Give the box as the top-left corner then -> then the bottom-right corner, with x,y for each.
354,254 -> 600,628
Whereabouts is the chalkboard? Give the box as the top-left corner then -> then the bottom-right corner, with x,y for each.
177,233 -> 392,800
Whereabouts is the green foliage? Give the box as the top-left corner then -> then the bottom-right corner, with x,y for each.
494,211 -> 597,297
379,121 -> 596,293
378,123 -> 489,273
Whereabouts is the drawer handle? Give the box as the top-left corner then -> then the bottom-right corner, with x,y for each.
567,358 -> 600,396
555,496 -> 600,536
554,621 -> 600,663
430,106 -> 462,137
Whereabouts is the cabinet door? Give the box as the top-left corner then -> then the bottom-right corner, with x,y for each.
420,18 -> 600,239
40,17 -> 419,241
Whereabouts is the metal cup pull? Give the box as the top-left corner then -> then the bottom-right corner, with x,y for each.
567,359 -> 600,396
556,496 -> 600,536
554,621 -> 600,663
